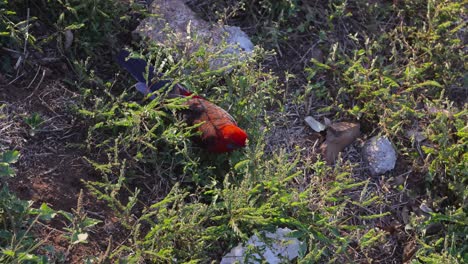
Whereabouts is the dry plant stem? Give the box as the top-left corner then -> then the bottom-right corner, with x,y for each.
26,66 -> 42,89
25,69 -> 46,101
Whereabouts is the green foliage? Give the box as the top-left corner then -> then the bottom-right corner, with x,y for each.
0,150 -> 19,178
0,150 -> 55,263
423,102 -> 467,201
0,0 -> 27,45
0,150 -> 101,263
75,33 -> 386,261
0,0 -> 35,72
60,190 -> 101,246
242,0 -> 299,49
0,189 -> 47,263
299,0 -> 467,261
1,0 -> 130,73
83,160 -> 139,229
49,0 -> 129,60
23,112 -> 44,136
85,146 -> 380,262
78,42 -> 280,184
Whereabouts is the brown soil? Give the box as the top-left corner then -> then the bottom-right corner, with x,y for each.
0,70 -> 123,263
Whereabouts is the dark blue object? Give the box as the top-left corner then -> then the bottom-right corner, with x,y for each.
116,50 -> 172,95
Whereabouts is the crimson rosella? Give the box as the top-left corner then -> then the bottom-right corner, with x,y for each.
116,50 -> 248,153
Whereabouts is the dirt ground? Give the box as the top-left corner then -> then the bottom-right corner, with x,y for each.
0,72 -> 126,261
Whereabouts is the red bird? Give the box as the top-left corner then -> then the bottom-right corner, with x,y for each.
116,50 -> 248,153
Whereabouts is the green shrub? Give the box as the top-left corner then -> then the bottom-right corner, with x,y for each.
74,34 -> 390,261
0,150 -> 57,263
301,1 -> 467,261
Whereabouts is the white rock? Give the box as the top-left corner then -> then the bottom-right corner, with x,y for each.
221,228 -> 303,264
362,136 -> 397,176
224,25 -> 254,52
304,116 -> 326,132
135,0 -> 253,70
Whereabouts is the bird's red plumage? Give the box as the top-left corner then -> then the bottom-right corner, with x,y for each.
180,94 -> 248,153
116,51 -> 247,152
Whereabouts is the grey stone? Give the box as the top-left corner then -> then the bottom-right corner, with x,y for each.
362,136 -> 397,175
135,0 -> 253,70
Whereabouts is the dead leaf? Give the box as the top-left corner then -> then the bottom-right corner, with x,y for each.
403,239 -> 417,263
425,223 -> 444,236
64,30 -> 74,50
393,175 -> 406,186
401,206 -> 410,224
320,122 -> 360,164
427,106 -> 453,118
406,129 -> 427,143
0,73 -> 6,84
419,202 -> 433,214
323,117 -> 332,126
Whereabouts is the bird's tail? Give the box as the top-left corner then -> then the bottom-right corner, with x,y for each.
116,50 -> 171,96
